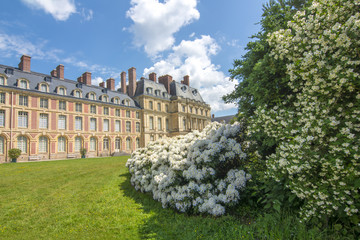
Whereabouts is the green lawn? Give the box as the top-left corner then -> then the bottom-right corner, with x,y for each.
0,157 -> 327,240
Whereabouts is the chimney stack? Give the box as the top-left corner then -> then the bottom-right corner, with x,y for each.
158,75 -> 173,94
77,76 -> 83,83
51,69 -> 57,77
56,64 -> 64,79
128,67 -> 136,97
99,82 -> 105,88
149,72 -> 157,82
82,72 -> 91,85
183,75 -> 190,86
106,78 -> 115,91
121,71 -> 127,94
18,55 -> 31,72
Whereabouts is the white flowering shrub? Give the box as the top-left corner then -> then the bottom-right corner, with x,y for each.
251,0 -> 360,222
126,122 -> 251,216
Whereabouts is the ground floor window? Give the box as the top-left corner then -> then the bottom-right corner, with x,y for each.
90,137 -> 96,151
136,138 -> 140,149
75,137 -> 82,152
115,138 -> 121,151
58,137 -> 66,152
17,136 -> 27,153
103,137 -> 109,151
0,136 -> 4,154
126,137 -> 131,150
39,136 -> 48,153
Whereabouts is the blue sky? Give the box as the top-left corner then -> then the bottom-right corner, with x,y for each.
0,0 -> 267,116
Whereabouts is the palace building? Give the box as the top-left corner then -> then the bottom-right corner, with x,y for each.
0,55 -> 211,162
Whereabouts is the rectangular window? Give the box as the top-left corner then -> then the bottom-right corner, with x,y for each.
0,110 -> 4,127
39,113 -> 48,129
190,107 -> 193,113
157,103 -> 161,111
104,107 -> 109,115
136,122 -> 140,132
166,119 -> 169,131
0,93 -> 5,104
75,116 -> 82,130
126,121 -> 131,132
115,109 -> 120,117
90,105 -> 96,114
149,101 -> 153,110
136,112 -> 140,119
165,105 -> 168,112
115,120 -> 121,132
58,115 -> 66,130
158,117 -> 162,130
90,138 -> 96,151
103,138 -> 109,150
182,105 -> 186,112
103,119 -> 109,132
40,98 -> 48,108
126,110 -> 130,118
90,118 -> 96,131
149,116 -> 154,130
58,137 -> 66,152
18,111 -> 28,128
59,101 -> 66,110
75,103 -> 82,112
19,95 -> 28,106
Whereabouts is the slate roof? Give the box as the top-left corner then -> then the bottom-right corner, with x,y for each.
133,78 -> 170,100
0,64 -> 140,109
170,81 -> 204,103
211,115 -> 236,124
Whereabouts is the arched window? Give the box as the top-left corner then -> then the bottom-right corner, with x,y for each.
39,136 -> 48,153
75,137 -> 82,152
17,136 -> 27,153
88,92 -> 96,100
58,137 -> 66,152
115,138 -> 121,151
90,137 -> 96,151
112,97 -> 120,104
74,90 -> 81,98
122,99 -> 130,106
40,84 -> 48,92
101,95 -> 109,102
57,87 -> 66,95
0,136 -> 4,154
19,79 -> 28,89
136,138 -> 140,149
126,137 -> 131,150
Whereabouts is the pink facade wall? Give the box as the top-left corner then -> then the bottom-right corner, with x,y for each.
69,115 -> 73,131
51,142 -> 56,154
51,99 -> 56,109
51,112 -> 56,130
31,96 -> 37,108
31,110 -> 37,129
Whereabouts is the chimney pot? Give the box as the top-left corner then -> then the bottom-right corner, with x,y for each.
149,72 -> 157,82
82,72 -> 91,85
106,78 -> 115,91
158,75 -> 173,94
183,75 -> 190,86
121,71 -> 127,94
18,55 -> 31,72
56,64 -> 64,79
99,82 -> 105,88
51,69 -> 57,77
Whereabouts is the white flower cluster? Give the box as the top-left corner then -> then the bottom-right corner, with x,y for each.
253,0 -> 360,221
126,122 -> 251,216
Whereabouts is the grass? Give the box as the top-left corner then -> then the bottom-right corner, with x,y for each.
0,157 -> 338,239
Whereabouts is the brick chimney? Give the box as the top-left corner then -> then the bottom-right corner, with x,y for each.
18,55 -> 31,72
106,78 -> 115,91
82,72 -> 91,85
128,67 -> 136,97
183,75 -> 190,86
51,69 -> 57,77
56,64 -> 64,79
149,72 -> 157,82
99,82 -> 105,88
158,75 -> 173,94
121,71 -> 127,94
77,76 -> 83,83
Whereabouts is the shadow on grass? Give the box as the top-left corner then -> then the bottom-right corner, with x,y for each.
118,172 -> 231,240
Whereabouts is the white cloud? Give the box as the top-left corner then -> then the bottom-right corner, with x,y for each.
92,76 -> 104,86
80,8 -> 93,21
126,0 -> 200,56
144,35 -> 236,112
21,0 -> 77,21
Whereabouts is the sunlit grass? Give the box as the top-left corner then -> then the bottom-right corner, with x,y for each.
0,157 -> 338,239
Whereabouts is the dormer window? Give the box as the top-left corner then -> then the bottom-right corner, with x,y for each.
102,88 -> 108,93
57,87 -> 66,95
101,95 -> 109,102
88,92 -> 96,100
155,90 -> 160,96
0,75 -> 6,85
192,90 -> 198,96
73,90 -> 82,98
76,83 -> 83,88
162,92 -> 168,98
181,86 -> 187,92
122,99 -> 130,106
39,83 -> 48,92
18,79 -> 28,89
5,68 -> 14,75
44,76 -> 52,82
146,87 -> 153,95
112,97 -> 120,104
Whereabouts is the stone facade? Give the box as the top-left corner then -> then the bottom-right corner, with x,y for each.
0,55 -> 211,162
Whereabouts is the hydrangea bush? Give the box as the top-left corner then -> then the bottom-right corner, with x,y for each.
126,122 -> 251,216
251,0 -> 360,222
